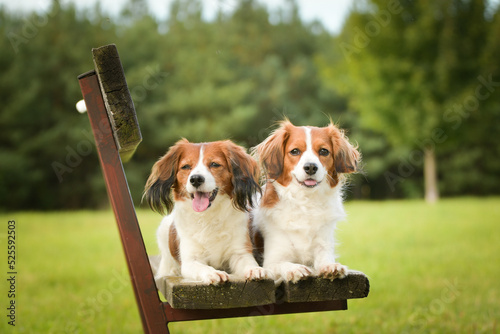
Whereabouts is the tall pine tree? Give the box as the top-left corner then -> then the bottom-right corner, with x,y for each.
328,0 -> 493,203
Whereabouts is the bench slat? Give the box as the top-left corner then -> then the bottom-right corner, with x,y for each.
150,255 -> 369,310
92,44 -> 142,162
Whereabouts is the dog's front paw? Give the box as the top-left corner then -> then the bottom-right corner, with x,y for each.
282,263 -> 313,283
200,269 -> 229,285
244,267 -> 273,281
318,263 -> 348,280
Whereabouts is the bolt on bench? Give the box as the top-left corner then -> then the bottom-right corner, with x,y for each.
77,44 -> 369,334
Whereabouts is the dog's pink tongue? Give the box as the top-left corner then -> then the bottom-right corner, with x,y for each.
192,192 -> 210,212
304,179 -> 317,186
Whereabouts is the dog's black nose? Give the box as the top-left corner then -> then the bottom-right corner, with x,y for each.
303,163 -> 318,176
190,174 -> 205,188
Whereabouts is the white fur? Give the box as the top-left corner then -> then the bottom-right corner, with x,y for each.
254,127 -> 348,283
186,146 -> 217,194
155,146 -> 270,284
291,127 -> 327,184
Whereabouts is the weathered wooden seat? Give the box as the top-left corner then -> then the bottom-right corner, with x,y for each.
149,256 -> 369,309
78,44 -> 369,334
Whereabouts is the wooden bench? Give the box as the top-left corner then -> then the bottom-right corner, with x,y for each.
78,44 -> 369,334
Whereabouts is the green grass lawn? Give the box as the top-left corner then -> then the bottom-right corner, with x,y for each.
1,198 -> 499,333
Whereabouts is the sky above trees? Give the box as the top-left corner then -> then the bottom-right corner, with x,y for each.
0,0 -> 353,33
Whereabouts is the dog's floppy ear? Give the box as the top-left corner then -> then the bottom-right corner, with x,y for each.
252,120 -> 292,180
329,123 -> 360,174
143,139 -> 187,215
225,141 -> 261,212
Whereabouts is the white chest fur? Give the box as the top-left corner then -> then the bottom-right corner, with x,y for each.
254,180 -> 346,265
173,195 -> 247,268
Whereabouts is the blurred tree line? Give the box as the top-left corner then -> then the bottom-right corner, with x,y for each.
324,0 -> 500,203
1,0 -> 499,210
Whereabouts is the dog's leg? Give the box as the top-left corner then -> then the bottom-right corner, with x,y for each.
274,262 -> 313,283
229,248 -> 273,281
181,260 -> 229,285
156,252 -> 179,279
312,229 -> 347,280
179,239 -> 229,285
316,262 -> 347,280
262,235 -> 313,283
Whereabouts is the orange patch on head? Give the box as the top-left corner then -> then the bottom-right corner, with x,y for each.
201,142 -> 234,197
279,126 -> 307,186
254,119 -> 360,192
254,120 -> 298,187
309,126 -> 337,187
143,138 -> 193,214
173,142 -> 203,201
183,140 -> 260,212
145,139 -> 261,214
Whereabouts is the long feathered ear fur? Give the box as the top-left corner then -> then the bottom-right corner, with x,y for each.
328,123 -> 360,174
143,139 -> 187,215
224,141 -> 261,212
252,120 -> 293,180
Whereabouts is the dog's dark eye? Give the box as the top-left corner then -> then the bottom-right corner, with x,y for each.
180,164 -> 191,170
210,162 -> 221,168
290,148 -> 301,156
319,148 -> 330,156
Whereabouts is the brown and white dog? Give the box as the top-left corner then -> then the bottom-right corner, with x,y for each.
252,120 -> 360,283
144,139 -> 271,284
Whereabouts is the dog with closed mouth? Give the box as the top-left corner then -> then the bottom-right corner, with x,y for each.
252,120 -> 360,283
144,139 -> 271,284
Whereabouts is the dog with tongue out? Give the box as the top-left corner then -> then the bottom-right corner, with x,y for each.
144,139 -> 272,285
